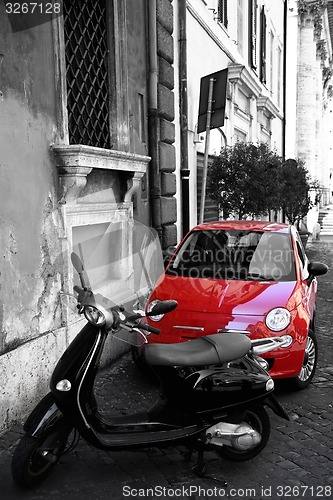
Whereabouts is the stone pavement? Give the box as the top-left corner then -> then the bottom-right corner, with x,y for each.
0,240 -> 333,500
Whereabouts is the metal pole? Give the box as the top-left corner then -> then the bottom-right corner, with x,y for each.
199,77 -> 215,224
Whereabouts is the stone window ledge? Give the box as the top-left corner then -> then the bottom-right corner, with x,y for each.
51,144 -> 150,203
228,63 -> 262,98
257,96 -> 280,119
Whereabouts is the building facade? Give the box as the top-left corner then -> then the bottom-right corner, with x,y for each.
178,0 -> 333,233
285,0 -> 333,230
180,0 -> 286,230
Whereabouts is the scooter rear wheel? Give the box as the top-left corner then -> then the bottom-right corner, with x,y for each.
11,433 -> 67,487
214,406 -> 270,462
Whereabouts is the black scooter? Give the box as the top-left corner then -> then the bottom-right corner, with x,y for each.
11,252 -> 289,488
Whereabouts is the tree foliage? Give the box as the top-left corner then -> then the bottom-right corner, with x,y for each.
207,142 -> 282,219
207,142 -> 321,224
279,159 -> 320,226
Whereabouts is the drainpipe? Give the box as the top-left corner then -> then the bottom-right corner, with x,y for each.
282,0 -> 287,160
282,0 -> 287,222
178,0 -> 190,236
148,0 -> 162,239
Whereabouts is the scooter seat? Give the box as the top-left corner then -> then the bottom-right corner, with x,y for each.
143,333 -> 251,367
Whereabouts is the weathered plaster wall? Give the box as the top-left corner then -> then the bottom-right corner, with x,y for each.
0,10 -> 67,431
0,14 -> 62,341
0,3 -> 152,433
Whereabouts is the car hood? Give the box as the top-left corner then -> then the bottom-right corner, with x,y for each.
152,274 -> 298,316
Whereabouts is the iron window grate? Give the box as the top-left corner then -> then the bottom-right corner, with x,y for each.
63,0 -> 111,149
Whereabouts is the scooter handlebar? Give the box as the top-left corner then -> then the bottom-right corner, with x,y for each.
139,322 -> 160,335
72,286 -> 162,335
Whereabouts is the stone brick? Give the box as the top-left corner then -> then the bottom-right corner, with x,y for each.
160,195 -> 177,224
159,142 -> 176,172
160,118 -> 175,144
161,172 -> 176,196
162,222 -> 177,248
157,24 -> 174,64
157,84 -> 174,121
156,0 -> 174,34
159,58 -> 174,90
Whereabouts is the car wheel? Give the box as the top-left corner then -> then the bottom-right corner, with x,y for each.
292,329 -> 317,390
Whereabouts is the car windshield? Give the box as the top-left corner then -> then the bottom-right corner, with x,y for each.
167,229 -> 296,282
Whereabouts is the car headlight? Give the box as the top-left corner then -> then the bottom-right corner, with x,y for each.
84,305 -> 106,326
266,307 -> 291,332
147,300 -> 165,322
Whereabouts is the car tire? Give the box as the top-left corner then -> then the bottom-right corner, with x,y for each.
310,310 -> 316,332
292,329 -> 317,390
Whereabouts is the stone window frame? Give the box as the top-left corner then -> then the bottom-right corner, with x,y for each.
249,0 -> 258,71
228,63 -> 261,143
259,5 -> 267,84
257,96 -> 280,145
59,203 -> 134,302
51,4 -> 150,205
52,0 -> 130,151
228,64 -> 279,145
217,0 -> 228,29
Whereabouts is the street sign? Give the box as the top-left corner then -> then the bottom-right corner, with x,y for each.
198,68 -> 228,224
197,68 -> 228,133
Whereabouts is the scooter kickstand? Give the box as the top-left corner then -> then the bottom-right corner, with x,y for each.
192,449 -> 228,487
191,449 -> 206,477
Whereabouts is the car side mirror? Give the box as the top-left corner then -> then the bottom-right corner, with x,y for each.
308,261 -> 328,277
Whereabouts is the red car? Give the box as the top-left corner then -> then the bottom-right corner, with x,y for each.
141,221 -> 328,389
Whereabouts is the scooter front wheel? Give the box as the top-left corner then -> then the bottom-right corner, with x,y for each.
11,433 -> 67,487
214,406 -> 270,462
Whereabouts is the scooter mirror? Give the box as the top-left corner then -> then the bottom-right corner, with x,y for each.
71,252 -> 84,274
147,300 -> 178,316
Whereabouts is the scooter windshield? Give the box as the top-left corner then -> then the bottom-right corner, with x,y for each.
63,219 -> 164,347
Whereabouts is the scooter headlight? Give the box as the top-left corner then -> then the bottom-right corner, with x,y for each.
266,379 -> 274,391
266,307 -> 291,332
84,305 -> 106,326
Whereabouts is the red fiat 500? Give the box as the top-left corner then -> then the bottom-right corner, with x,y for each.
142,221 -> 328,389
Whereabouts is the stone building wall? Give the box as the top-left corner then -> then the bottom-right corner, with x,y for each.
156,0 -> 178,249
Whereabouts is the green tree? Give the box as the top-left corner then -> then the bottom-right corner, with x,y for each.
279,159 -> 319,227
207,142 -> 282,219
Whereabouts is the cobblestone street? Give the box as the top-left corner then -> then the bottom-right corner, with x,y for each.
0,239 -> 332,500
